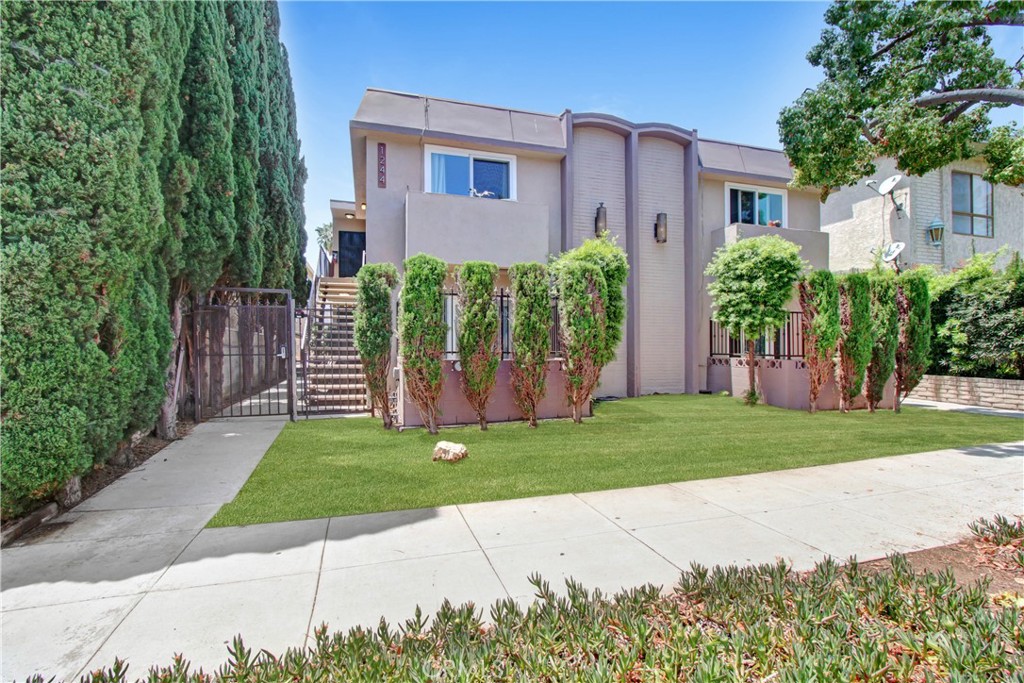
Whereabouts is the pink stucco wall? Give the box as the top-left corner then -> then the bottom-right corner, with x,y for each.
399,360 -> 590,428
706,357 -> 895,411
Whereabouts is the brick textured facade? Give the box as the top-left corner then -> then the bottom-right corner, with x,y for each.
910,374 -> 1024,411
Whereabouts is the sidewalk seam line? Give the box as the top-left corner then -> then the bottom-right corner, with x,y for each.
571,493 -> 686,575
455,505 -> 513,601
304,517 -> 332,645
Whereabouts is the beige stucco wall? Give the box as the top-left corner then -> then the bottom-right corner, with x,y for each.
822,157 -> 1023,272
637,136 -> 686,393
572,126 -> 628,397
364,134 -> 419,269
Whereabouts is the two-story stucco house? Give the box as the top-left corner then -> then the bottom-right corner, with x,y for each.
822,156 -> 1024,273
315,89 -> 831,424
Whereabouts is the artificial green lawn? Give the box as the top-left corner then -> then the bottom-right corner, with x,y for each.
208,394 -> 1023,527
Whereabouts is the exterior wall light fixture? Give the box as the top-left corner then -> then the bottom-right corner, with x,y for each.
927,217 -> 944,246
344,212 -> 355,219
654,213 -> 668,243
595,202 -> 607,236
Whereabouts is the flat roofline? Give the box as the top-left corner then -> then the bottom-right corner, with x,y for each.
364,87 -> 567,120
699,137 -> 786,154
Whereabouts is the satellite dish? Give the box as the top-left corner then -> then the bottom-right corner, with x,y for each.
881,242 -> 905,262
877,174 -> 902,196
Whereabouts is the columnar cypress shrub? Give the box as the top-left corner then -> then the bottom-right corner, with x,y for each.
508,262 -> 552,428
556,261 -> 608,424
355,263 -> 399,430
894,270 -> 932,412
798,270 -> 840,413
456,261 -> 500,430
399,254 -> 448,434
835,273 -> 873,412
865,270 -> 898,412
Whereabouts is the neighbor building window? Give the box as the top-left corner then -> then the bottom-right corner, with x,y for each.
425,144 -> 516,200
952,171 -> 993,237
725,183 -> 786,227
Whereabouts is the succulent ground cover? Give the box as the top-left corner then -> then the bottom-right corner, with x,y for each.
66,518 -> 1024,683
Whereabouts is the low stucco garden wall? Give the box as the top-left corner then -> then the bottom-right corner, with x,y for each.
910,374 -> 1024,411
707,357 -> 895,411
398,359 -> 588,428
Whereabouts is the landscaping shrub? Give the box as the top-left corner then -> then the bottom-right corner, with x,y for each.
835,272 -> 872,412
455,261 -> 500,430
554,233 -> 629,367
706,236 -> 806,405
398,254 -> 448,434
865,269 -> 899,412
556,261 -> 607,424
798,270 -> 840,413
508,262 -> 551,428
894,269 -> 932,412
928,252 -> 1024,380
355,263 -> 399,429
0,1 -> 307,518
73,555 -> 1022,682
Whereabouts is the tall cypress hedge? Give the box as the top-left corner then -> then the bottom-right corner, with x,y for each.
798,270 -> 840,413
508,263 -> 551,428
1,1 -> 307,518
399,254 -> 448,434
894,270 -> 932,412
355,263 -> 399,430
456,261 -> 500,430
835,273 -> 873,412
865,270 -> 898,412
556,261 -> 608,424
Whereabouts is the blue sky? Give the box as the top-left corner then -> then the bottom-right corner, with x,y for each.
278,1 -> 1023,265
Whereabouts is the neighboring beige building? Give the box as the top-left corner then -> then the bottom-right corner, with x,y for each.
324,88 -> 832,422
822,156 -> 1024,273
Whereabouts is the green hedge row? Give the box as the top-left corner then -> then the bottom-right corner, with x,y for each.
1,1 -> 307,517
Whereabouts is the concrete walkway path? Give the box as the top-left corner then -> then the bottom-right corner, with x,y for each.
3,426 -> 1022,681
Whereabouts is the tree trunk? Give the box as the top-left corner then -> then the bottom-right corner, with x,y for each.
156,293 -> 185,440
892,377 -> 901,413
746,339 -> 757,405
478,416 -> 487,431
528,415 -> 537,428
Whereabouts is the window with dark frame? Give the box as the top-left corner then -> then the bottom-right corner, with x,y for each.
951,172 -> 993,237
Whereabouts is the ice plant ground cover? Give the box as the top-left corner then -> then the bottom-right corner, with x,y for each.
65,516 -> 1024,682
208,394 -> 1022,527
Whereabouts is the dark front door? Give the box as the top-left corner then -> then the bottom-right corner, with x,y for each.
338,230 -> 366,277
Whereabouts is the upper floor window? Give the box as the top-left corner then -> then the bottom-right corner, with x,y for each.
425,144 -> 516,200
952,172 -> 993,237
726,183 -> 786,227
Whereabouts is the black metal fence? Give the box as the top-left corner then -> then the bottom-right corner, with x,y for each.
443,289 -> 561,361
709,311 -> 805,359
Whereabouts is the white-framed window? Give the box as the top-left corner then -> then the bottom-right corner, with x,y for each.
951,171 -> 993,237
724,183 -> 787,227
424,144 -> 517,201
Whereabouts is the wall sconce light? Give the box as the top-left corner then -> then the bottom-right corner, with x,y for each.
594,202 -> 607,236
927,217 -> 944,246
344,212 -> 355,219
654,213 -> 668,243
360,202 -> 366,211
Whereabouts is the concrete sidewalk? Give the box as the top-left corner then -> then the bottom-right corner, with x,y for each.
3,430 -> 1022,681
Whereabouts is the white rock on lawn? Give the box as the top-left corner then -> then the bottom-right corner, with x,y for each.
433,441 -> 468,463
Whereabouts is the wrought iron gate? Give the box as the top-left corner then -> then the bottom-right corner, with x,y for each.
193,288 -> 296,420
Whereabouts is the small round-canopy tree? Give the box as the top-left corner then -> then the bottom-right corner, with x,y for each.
894,270 -> 932,412
398,254 -> 447,434
355,263 -> 398,429
798,270 -> 840,413
835,273 -> 873,412
508,262 -> 552,428
556,261 -> 607,424
705,235 -> 806,405
456,261 -> 500,430
866,269 -> 899,412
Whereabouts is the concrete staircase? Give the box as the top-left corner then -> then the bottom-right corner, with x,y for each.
303,277 -> 368,412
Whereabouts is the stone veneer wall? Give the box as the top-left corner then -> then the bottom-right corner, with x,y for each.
910,374 -> 1024,411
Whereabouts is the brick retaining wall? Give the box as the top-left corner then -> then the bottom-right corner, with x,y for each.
910,374 -> 1024,411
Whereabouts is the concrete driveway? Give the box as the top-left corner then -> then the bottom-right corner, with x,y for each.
2,418 -> 1021,681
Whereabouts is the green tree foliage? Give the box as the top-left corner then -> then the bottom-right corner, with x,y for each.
865,270 -> 899,412
355,263 -> 399,430
929,252 -> 1024,379
508,263 -> 552,428
1,1 -> 307,518
894,270 -> 932,411
705,236 -> 806,405
798,270 -> 840,413
554,233 -> 629,366
555,262 -> 607,424
315,222 -> 333,252
779,1 -> 1024,200
835,273 -> 873,412
398,254 -> 448,434
456,262 -> 500,430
